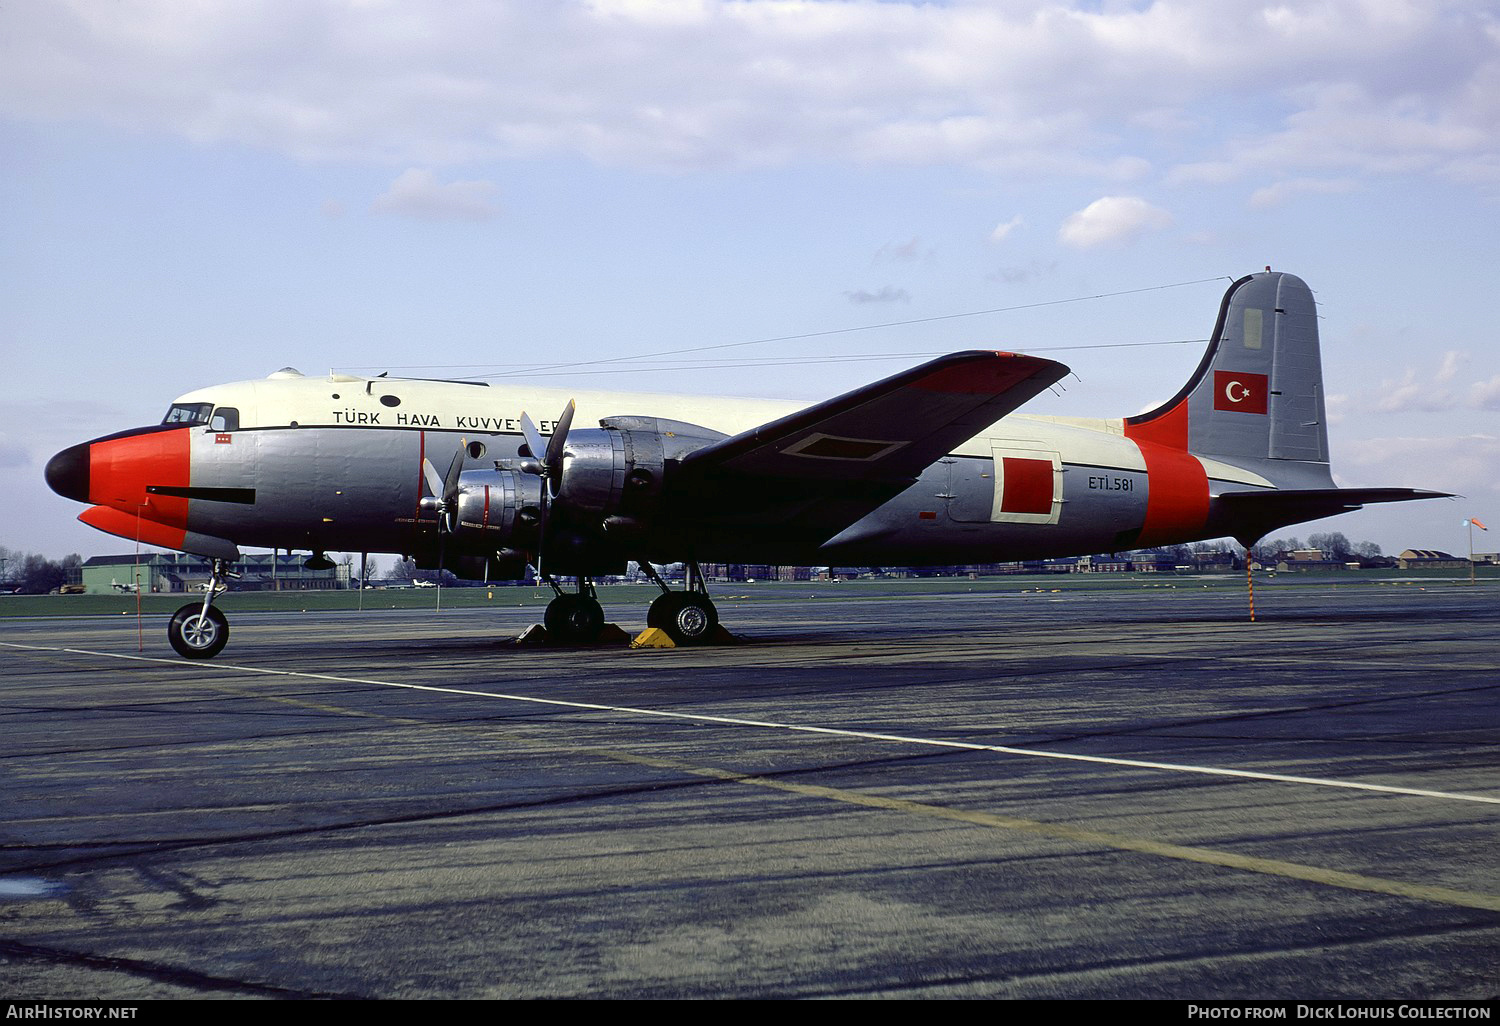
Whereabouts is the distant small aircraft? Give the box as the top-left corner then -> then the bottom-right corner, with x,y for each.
46,270 -> 1446,659
411,579 -> 437,589
110,578 -> 139,594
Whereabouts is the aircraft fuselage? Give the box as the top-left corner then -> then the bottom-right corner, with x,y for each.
47,369 -> 1297,572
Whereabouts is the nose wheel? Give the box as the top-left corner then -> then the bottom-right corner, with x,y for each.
167,557 -> 237,660
168,604 -> 229,659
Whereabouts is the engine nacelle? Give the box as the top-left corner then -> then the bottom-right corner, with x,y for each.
431,418 -> 727,577
452,467 -> 544,545
553,417 -> 726,530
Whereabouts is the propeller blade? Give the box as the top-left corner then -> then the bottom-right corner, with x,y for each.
421,457 -> 445,499
519,412 -> 547,467
517,400 -> 576,579
441,446 -> 464,534
544,400 -> 576,482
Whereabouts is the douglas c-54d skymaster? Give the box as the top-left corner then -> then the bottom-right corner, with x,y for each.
46,270 -> 1446,659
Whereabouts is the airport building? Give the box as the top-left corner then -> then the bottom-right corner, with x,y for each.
80,553 -> 350,594
1396,549 -> 1468,570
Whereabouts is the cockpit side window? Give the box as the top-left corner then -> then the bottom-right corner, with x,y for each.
210,407 -> 240,431
162,402 -> 213,426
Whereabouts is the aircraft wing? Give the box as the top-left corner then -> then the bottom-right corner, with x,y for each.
664,350 -> 1068,545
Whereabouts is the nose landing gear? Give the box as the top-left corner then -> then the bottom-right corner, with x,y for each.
167,558 -> 238,660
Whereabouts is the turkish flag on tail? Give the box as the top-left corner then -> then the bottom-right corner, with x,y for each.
1213,371 -> 1269,414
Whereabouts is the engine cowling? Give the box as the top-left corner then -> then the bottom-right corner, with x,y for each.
413,466 -> 541,580
425,417 -> 726,578
553,417 -> 725,535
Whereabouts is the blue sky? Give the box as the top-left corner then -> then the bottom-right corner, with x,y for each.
3,0 -> 1497,560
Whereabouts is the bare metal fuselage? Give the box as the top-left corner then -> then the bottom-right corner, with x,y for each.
129,373 -> 1275,570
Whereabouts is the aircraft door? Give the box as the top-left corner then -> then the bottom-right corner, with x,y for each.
944,445 -> 1062,525
988,445 -> 1063,525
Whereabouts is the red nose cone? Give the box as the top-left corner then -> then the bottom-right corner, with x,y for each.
46,427 -> 192,529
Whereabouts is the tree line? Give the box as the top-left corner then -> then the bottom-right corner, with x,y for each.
0,547 -> 84,594
1150,532 -> 1383,565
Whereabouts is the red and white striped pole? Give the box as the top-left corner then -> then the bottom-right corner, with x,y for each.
1245,547 -> 1256,622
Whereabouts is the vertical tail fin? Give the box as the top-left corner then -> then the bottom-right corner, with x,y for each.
1124,270 -> 1448,547
1125,271 -> 1329,470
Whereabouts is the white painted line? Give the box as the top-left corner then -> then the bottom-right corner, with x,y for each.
5,640 -> 1498,806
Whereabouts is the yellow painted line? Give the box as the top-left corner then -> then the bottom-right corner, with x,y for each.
599,748 -> 1500,915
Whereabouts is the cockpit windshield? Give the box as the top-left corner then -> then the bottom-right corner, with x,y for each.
162,402 -> 213,426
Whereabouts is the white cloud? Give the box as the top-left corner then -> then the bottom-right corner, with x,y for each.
1435,349 -> 1468,384
1058,196 -> 1172,248
371,169 -> 499,221
2,1 -> 1496,180
1341,433 -> 1500,496
1369,352 -> 1472,412
1248,177 -> 1359,208
1471,375 -> 1500,409
1373,368 -> 1453,413
989,216 -> 1023,243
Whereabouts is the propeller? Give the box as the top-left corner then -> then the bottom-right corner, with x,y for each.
420,444 -> 466,534
519,399 -> 575,497
517,400 -> 576,577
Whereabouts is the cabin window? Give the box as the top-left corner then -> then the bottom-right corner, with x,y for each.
210,407 -> 240,431
162,402 -> 213,426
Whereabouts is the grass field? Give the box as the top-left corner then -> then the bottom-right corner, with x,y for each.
2,567 -> 1494,618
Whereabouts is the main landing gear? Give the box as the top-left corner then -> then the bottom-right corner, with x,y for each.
537,561 -> 721,646
167,558 -> 239,660
541,575 -> 606,644
642,560 -> 719,646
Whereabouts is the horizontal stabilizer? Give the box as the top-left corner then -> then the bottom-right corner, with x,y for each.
1213,487 -> 1452,547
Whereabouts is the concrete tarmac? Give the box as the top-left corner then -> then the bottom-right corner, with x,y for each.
1,581 -> 1497,999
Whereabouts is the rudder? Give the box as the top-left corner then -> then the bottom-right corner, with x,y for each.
1126,271 -> 1329,468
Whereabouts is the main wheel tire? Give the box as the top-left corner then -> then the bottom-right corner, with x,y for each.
654,593 -> 718,646
646,593 -> 674,629
544,594 -> 605,644
168,604 -> 229,660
